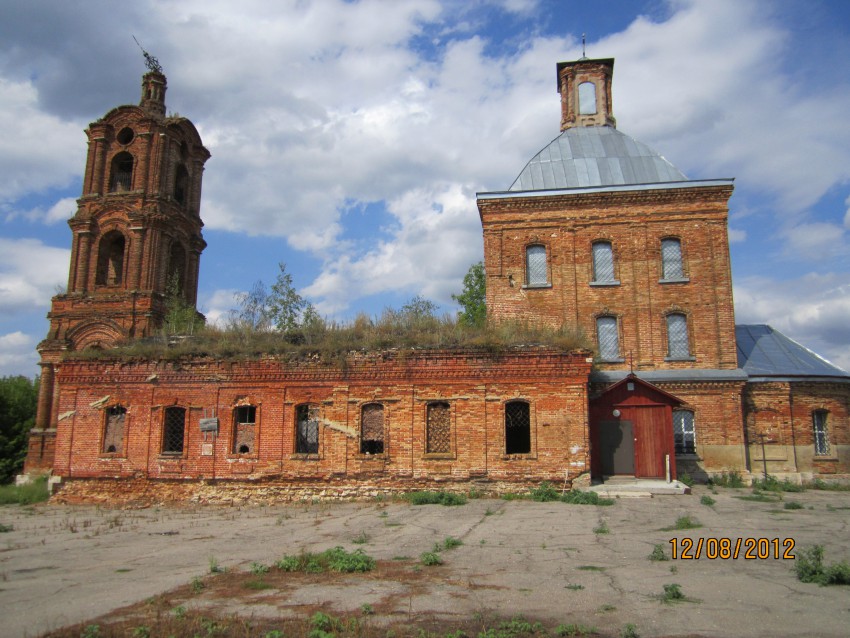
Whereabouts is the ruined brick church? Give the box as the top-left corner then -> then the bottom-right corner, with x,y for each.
23,56 -> 849,501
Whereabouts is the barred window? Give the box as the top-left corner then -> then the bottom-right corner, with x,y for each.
813,410 -> 830,456
592,241 -> 615,283
673,410 -> 696,455
526,244 -> 548,286
426,402 -> 451,454
102,405 -> 126,454
666,313 -> 691,359
505,400 -> 531,455
162,407 -> 186,454
360,403 -> 385,454
296,404 -> 319,454
596,316 -> 620,361
233,405 -> 256,454
661,238 -> 684,280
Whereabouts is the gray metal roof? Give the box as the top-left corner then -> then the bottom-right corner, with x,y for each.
736,324 -> 849,379
509,126 -> 688,191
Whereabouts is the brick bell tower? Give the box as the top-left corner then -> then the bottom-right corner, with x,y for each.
24,57 -> 211,473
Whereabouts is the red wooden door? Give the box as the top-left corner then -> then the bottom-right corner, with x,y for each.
632,406 -> 666,478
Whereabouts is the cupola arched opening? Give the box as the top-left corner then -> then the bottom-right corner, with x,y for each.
95,230 -> 126,286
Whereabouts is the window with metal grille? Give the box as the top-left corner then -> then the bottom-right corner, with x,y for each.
592,241 -> 615,283
109,152 -> 134,192
525,244 -> 548,286
162,407 -> 185,454
426,402 -> 451,454
666,313 -> 690,359
661,238 -> 684,280
296,404 -> 319,454
673,410 -> 696,455
233,405 -> 256,454
813,410 -> 830,456
505,400 -> 531,454
102,405 -> 126,454
596,316 -> 620,360
360,403 -> 385,454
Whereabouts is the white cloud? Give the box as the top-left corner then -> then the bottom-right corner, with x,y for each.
0,238 -> 69,312
728,228 -> 747,243
199,288 -> 240,327
780,223 -> 849,262
734,273 -> 850,371
0,331 -> 38,377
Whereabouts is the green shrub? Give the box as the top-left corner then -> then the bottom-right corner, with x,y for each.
620,623 -> 640,638
708,471 -> 745,488
420,551 -> 443,566
275,547 -> 375,573
700,495 -> 715,506
561,490 -> 614,506
808,479 -> 850,491
795,545 -> 850,585
593,521 -> 609,534
784,501 -> 804,510
648,544 -> 668,561
529,481 -> 560,502
661,515 -> 701,531
661,583 -> 685,602
0,475 -> 49,505
403,490 -> 467,506
752,475 -> 805,493
678,472 -> 694,487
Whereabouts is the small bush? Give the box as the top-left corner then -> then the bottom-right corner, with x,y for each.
250,561 -> 269,575
808,479 -> 850,491
700,495 -> 715,506
648,544 -> 669,561
784,501 -> 804,510
678,472 -> 694,487
420,551 -> 443,566
529,482 -> 560,502
593,521 -> 609,534
752,475 -> 805,493
0,523 -> 13,533
620,623 -> 640,638
554,623 -> 595,636
275,547 -> 375,573
0,475 -> 50,505
795,545 -> 850,585
661,515 -> 701,531
190,576 -> 205,594
661,583 -> 685,602
561,490 -> 615,506
708,471 -> 745,488
442,536 -> 463,550
404,490 -> 467,506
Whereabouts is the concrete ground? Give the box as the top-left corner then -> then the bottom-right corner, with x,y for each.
0,485 -> 848,638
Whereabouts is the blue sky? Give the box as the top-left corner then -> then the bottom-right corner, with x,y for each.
1,0 -> 850,376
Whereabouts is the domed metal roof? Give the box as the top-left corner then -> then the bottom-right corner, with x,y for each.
509,125 -> 688,191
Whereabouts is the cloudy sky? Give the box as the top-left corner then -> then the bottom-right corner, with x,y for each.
2,0 -> 850,376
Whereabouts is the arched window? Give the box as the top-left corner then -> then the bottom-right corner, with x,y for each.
360,403 -> 385,454
591,241 -> 616,283
167,242 -> 186,294
233,405 -> 256,454
102,405 -> 126,454
296,404 -> 319,454
812,410 -> 830,456
108,152 -> 134,192
162,407 -> 186,454
505,400 -> 531,454
174,164 -> 189,206
426,402 -> 451,454
578,81 -> 597,115
95,231 -> 126,286
661,238 -> 685,280
673,410 -> 696,455
525,244 -> 548,286
666,313 -> 691,359
596,316 -> 620,361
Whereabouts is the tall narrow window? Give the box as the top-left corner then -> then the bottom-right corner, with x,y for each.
666,313 -> 691,359
426,402 -> 451,454
591,241 -> 616,283
525,244 -> 548,286
95,231 -> 126,286
162,407 -> 186,454
813,410 -> 830,456
109,152 -> 134,192
661,238 -> 684,280
102,405 -> 126,454
578,81 -> 597,115
167,242 -> 186,294
233,405 -> 256,454
596,316 -> 620,361
296,404 -> 319,454
505,401 -> 531,454
174,164 -> 189,206
360,403 -> 385,454
673,410 -> 696,455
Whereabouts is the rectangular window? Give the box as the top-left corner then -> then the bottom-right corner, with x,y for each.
596,316 -> 620,361
102,405 -> 126,454
233,405 -> 256,454
162,407 -> 186,454
426,402 -> 451,454
661,238 -> 684,280
296,404 -> 319,454
505,401 -> 531,454
526,245 -> 548,286
360,403 -> 385,454
673,410 -> 696,455
813,410 -> 830,456
666,313 -> 691,359
591,241 -> 616,283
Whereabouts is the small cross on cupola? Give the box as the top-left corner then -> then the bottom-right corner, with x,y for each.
557,56 -> 616,131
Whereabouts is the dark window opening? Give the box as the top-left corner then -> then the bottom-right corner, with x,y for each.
102,405 -> 126,454
296,404 -> 319,454
426,402 -> 451,454
167,242 -> 186,295
95,231 -> 126,286
505,401 -> 531,454
360,403 -> 385,454
109,152 -> 134,192
162,407 -> 186,454
116,127 -> 134,145
233,405 -> 256,455
174,164 -> 189,206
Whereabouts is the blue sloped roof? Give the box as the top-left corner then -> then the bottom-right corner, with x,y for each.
509,126 -> 688,191
736,324 -> 849,378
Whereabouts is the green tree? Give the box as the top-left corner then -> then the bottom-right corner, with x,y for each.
232,280 -> 271,332
0,376 -> 39,483
267,262 -> 307,333
163,273 -> 202,336
452,261 -> 486,328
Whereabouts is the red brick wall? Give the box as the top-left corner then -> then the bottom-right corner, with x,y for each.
49,349 -> 592,499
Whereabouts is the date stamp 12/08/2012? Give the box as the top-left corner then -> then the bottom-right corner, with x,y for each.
669,537 -> 796,560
